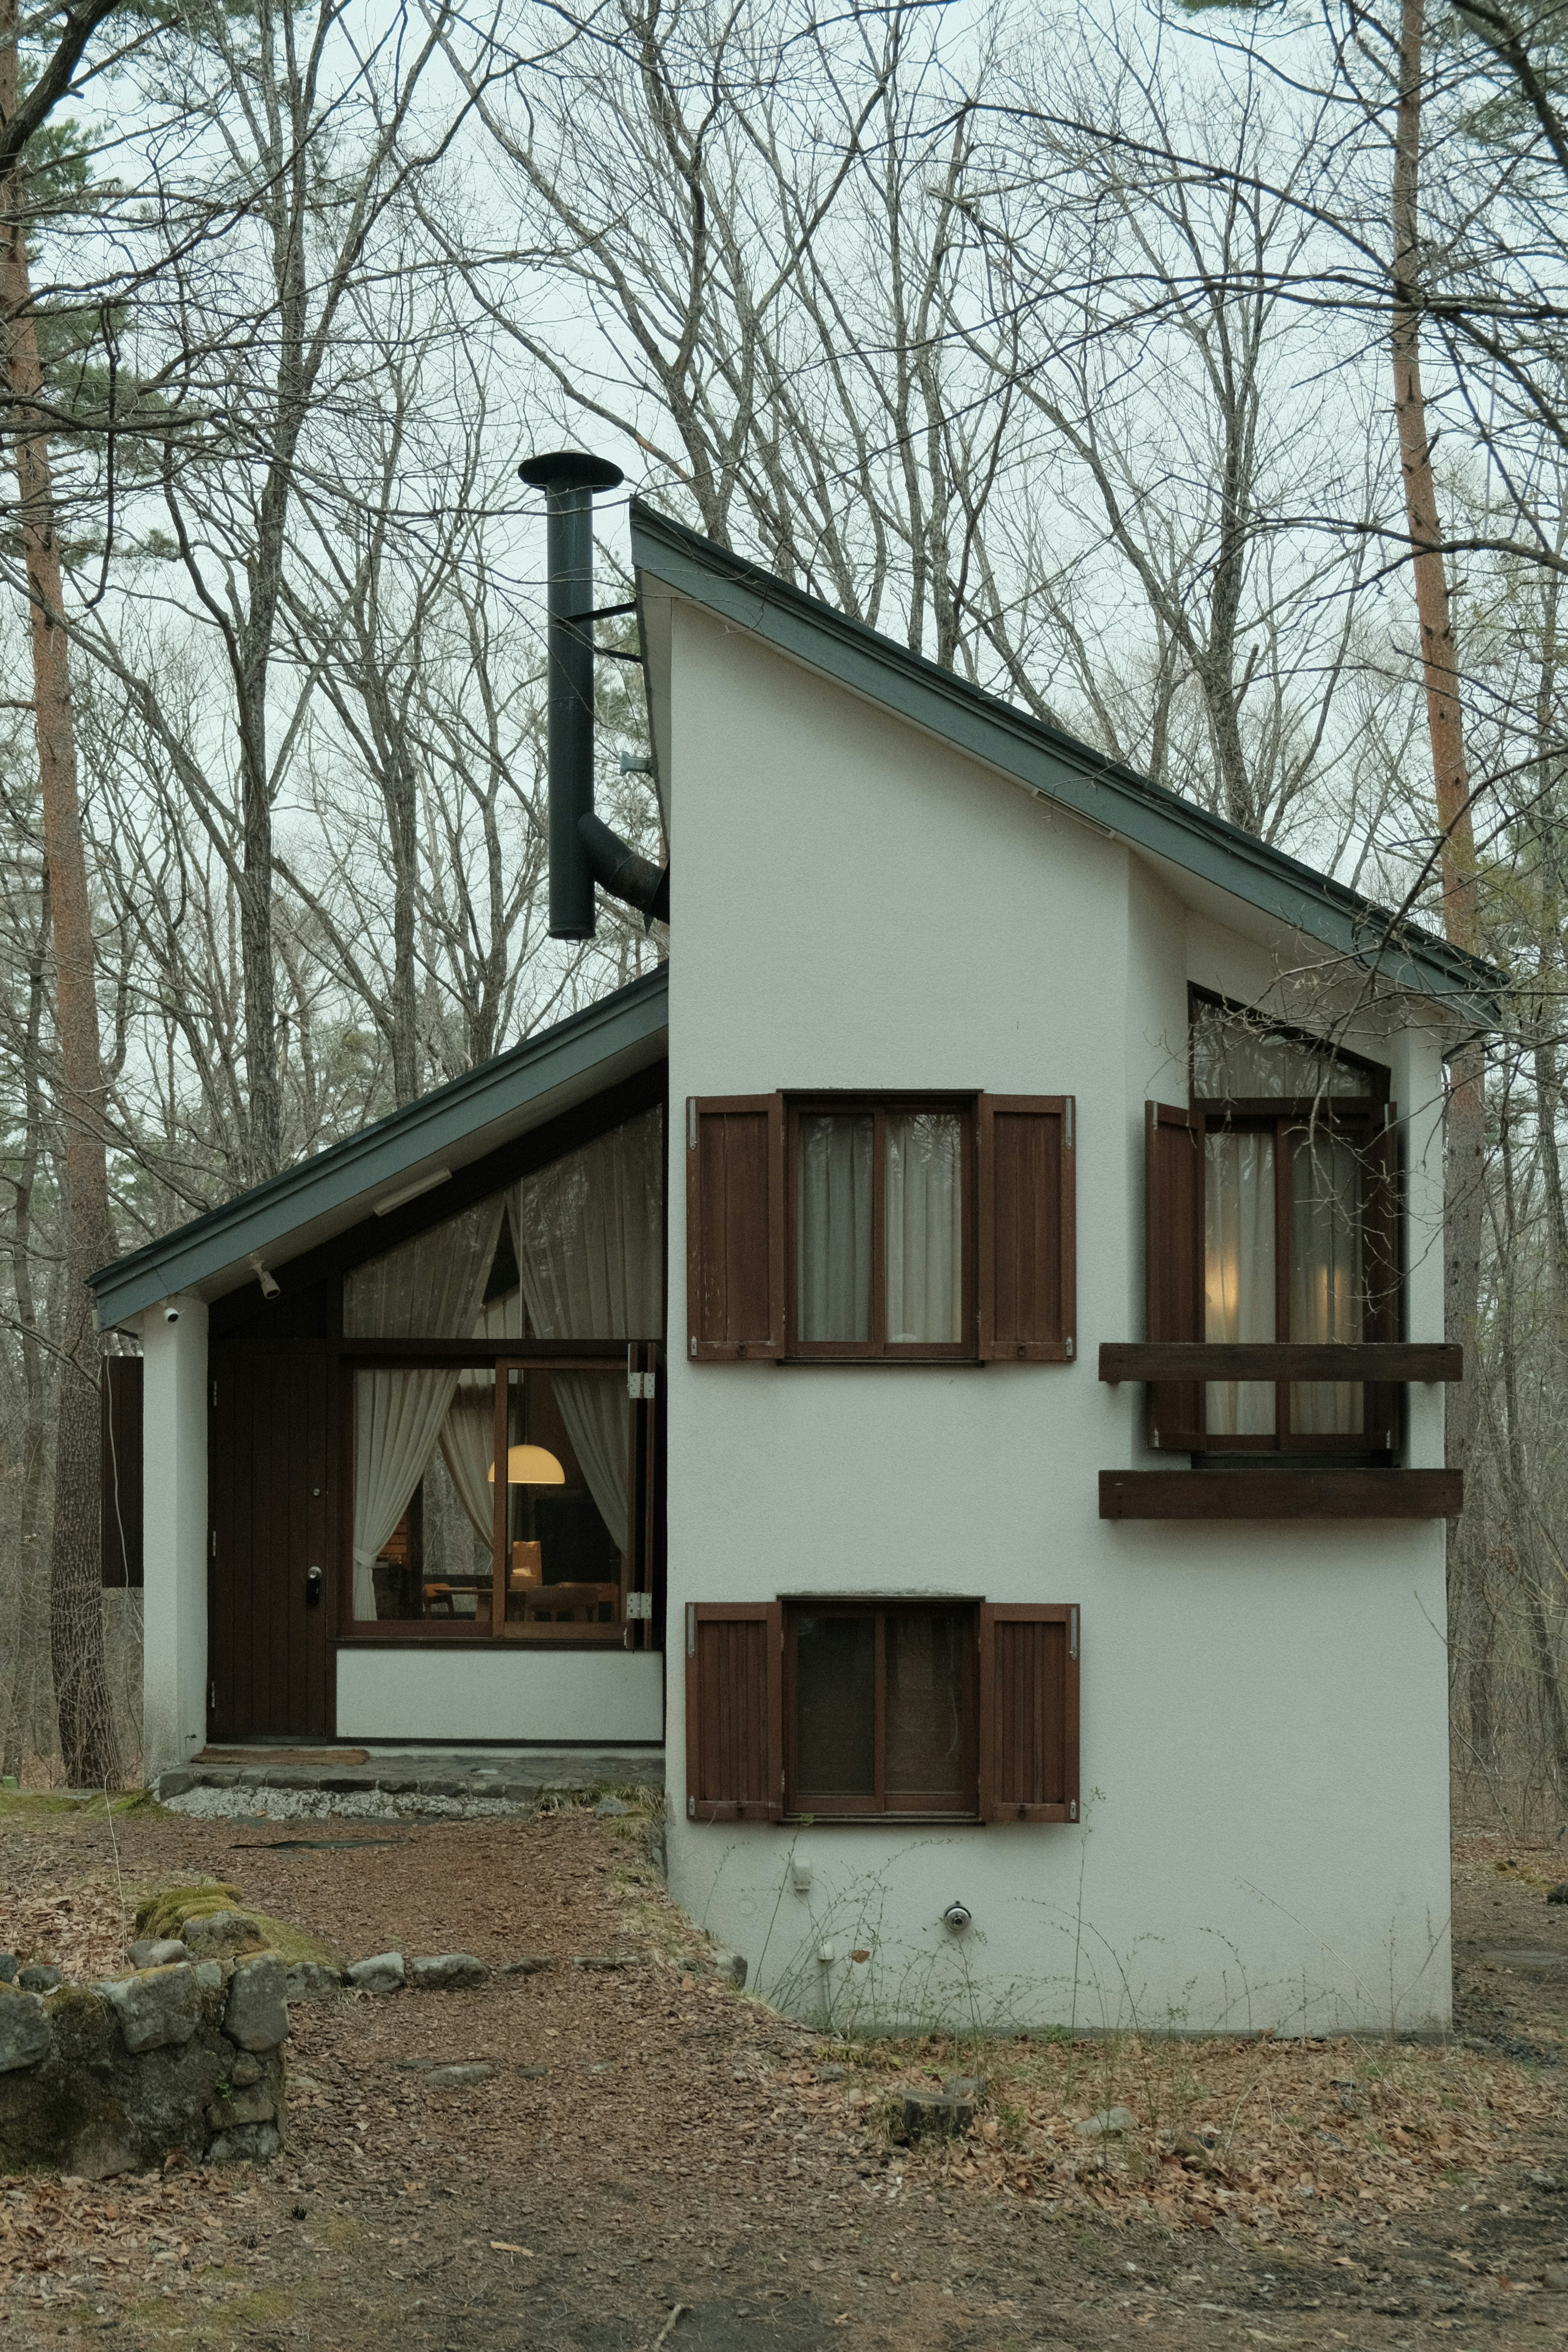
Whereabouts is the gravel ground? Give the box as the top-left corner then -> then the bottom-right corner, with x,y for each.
2,1793 -> 1567,2350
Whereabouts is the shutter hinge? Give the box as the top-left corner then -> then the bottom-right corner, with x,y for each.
1069,1605 -> 1079,1660
1151,1426 -> 1160,1448
1150,1102 -> 1157,1130
626,1592 -> 653,1620
627,1350 -> 656,1399
1065,1099 -> 1074,1150
686,1603 -> 695,1657
1069,1798 -> 1078,1821
208,1680 -> 216,1712
1065,1335 -> 1074,1361
210,1528 -> 216,1558
212,1379 -> 218,1409
687,1796 -> 696,1819
689,1336 -> 697,1358
687,1097 -> 697,1150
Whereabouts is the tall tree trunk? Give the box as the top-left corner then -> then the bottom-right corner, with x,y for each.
0,1 -> 118,1786
2,883 -> 51,1778
1392,0 -> 1492,1763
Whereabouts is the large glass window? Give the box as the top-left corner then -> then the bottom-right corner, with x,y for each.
341,1108 -> 663,1639
790,1101 -> 969,1358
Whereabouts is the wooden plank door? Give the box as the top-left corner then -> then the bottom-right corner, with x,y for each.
209,1344 -> 335,1740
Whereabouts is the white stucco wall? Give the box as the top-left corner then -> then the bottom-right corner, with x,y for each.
659,597 -> 1452,2035
334,1647 -> 664,1745
140,1296 -> 210,1779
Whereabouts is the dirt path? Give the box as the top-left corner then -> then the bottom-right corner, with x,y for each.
2,1796 -> 1566,2350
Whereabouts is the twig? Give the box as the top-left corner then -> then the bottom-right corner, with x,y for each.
651,2306 -> 691,2349
100,1776 -> 129,1953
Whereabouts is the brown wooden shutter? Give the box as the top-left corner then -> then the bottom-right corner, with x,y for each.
978,1603 -> 1079,1822
686,1096 -> 785,1360
1145,1101 -> 1205,1449
100,1356 -> 143,1589
685,1602 -> 783,1821
977,1096 -> 1076,1361
1361,1109 -> 1401,1451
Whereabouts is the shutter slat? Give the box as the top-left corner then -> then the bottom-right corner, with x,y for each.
686,1602 -> 783,1821
687,1097 -> 785,1360
1145,1101 -> 1205,1447
979,1603 -> 1078,1823
978,1096 -> 1076,1361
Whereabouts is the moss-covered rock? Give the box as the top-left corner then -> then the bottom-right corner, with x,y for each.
0,1988 -> 287,2178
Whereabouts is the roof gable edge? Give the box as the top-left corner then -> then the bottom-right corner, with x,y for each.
631,500 -> 1499,1017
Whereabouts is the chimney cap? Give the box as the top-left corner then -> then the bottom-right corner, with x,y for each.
519,449 -> 625,495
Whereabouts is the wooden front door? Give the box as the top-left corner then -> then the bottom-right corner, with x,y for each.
209,1344 -> 335,1741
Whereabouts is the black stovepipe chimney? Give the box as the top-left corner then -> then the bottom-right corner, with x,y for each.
520,448 -> 667,940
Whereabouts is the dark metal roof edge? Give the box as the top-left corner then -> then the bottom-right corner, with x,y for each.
90,966 -> 670,1315
630,501 -> 1502,1016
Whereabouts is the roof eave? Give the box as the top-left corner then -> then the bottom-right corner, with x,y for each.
91,968 -> 669,1327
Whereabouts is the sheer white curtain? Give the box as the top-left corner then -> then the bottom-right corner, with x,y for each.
797,1113 -> 872,1341
439,1294 -> 519,1544
344,1197 -> 504,1619
886,1112 -> 962,1343
1290,1132 -> 1363,1435
510,1109 -> 663,1556
1204,1132 -> 1276,1436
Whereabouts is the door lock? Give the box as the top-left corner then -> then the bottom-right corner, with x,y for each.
305,1565 -> 323,1607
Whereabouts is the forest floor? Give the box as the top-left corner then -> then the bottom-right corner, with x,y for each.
2,1792 -> 1568,2351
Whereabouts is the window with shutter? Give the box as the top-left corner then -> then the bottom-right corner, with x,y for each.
978,1603 -> 1080,1823
686,1097 -> 785,1360
1145,1101 -> 1205,1448
685,1602 -> 783,1821
978,1096 -> 1076,1361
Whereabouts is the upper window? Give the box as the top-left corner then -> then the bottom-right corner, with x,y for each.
791,1101 -> 971,1358
1145,996 -> 1396,1458
687,1092 -> 1075,1363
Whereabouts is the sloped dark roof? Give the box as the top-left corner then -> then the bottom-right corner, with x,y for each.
89,966 -> 668,1325
631,500 -> 1500,1016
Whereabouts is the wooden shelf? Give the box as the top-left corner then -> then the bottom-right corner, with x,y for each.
1098,1469 -> 1463,1520
1098,1342 -> 1461,1384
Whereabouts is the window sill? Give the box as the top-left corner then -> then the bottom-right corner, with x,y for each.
786,1811 -> 982,1826
334,1632 -> 644,1651
1098,1469 -> 1462,1520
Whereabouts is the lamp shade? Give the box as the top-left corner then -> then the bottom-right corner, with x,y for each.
487,1444 -> 566,1486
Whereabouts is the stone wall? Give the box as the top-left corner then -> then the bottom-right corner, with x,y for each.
0,1953 -> 287,2180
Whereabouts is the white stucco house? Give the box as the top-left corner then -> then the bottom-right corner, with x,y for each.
91,477 -> 1492,2035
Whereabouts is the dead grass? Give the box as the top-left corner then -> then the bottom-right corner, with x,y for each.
801,2026 -> 1556,2236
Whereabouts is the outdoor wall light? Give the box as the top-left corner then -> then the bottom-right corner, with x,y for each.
487,1445 -> 566,1485
942,1902 -> 972,1935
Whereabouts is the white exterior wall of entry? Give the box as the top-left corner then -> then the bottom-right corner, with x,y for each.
139,1295 -> 211,1780
334,1648 -> 665,1746
661,596 -> 1453,2035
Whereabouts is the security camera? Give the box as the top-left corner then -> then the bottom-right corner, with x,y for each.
164,1306 -> 180,1324
942,1901 -> 972,1934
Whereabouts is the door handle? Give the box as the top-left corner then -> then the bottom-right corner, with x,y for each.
305,1565 -> 323,1607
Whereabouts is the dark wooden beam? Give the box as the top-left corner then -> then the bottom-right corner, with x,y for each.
1098,1469 -> 1463,1520
1098,1342 -> 1462,1384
